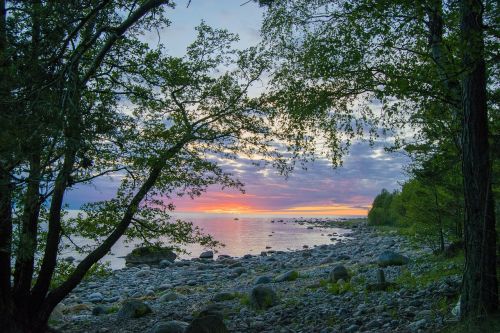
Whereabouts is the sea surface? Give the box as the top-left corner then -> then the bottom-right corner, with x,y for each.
65,213 -> 359,270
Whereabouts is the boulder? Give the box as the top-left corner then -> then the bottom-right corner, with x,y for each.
254,276 -> 272,285
88,292 -> 104,303
92,305 -> 107,316
199,251 -> 214,259
159,292 -> 179,302
185,315 -> 228,333
377,251 -> 409,267
329,264 -> 349,282
249,285 -> 278,310
125,246 -> 176,266
149,320 -> 189,333
117,299 -> 152,319
275,270 -> 299,282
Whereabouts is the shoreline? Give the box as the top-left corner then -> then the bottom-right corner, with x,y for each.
53,218 -> 462,333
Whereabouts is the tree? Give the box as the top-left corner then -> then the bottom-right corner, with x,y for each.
258,0 -> 498,318
0,1 -> 287,331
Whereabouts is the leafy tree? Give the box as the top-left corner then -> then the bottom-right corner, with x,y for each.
258,0 -> 498,318
0,1 -> 287,331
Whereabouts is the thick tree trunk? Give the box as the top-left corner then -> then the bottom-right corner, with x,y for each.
459,0 -> 498,318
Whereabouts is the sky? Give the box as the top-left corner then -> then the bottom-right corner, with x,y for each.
64,0 -> 409,217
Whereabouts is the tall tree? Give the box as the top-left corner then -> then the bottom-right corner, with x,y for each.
459,0 -> 498,317
257,0 -> 498,318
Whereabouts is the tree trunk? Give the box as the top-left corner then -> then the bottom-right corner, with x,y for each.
459,0 -> 498,318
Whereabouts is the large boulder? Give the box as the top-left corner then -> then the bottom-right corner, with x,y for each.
249,285 -> 278,310
329,264 -> 350,282
117,299 -> 152,319
199,251 -> 214,259
254,276 -> 272,285
377,251 -> 409,267
149,320 -> 189,333
185,315 -> 228,333
125,246 -> 176,266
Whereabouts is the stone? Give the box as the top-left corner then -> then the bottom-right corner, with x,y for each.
337,254 -> 351,260
250,285 -> 278,310
185,315 -> 228,333
199,251 -> 214,259
232,267 -> 246,276
88,292 -> 104,303
92,305 -> 107,316
159,292 -> 179,302
125,246 -> 176,266
346,325 -> 359,333
63,256 -> 75,263
254,276 -> 272,285
49,303 -> 65,322
159,259 -> 172,268
275,270 -> 299,282
377,251 -> 409,267
328,264 -> 349,282
149,320 -> 189,333
117,299 -> 152,319
212,292 -> 236,302
408,319 -> 427,332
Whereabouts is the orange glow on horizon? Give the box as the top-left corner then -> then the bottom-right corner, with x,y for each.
179,202 -> 369,216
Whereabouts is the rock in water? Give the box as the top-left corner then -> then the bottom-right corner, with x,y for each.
250,285 -> 278,310
185,315 -> 228,333
125,246 -> 176,266
377,251 -> 409,267
275,270 -> 299,282
329,264 -> 350,282
149,321 -> 189,333
199,251 -> 214,259
117,299 -> 152,319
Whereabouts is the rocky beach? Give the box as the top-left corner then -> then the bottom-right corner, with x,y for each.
51,219 -> 462,333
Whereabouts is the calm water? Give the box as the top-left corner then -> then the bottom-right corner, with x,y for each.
67,214 -> 356,270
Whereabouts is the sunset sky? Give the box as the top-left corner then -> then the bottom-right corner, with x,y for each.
64,1 -> 409,217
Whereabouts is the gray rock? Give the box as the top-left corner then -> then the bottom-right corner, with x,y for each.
92,305 -> 107,316
149,320 -> 189,333
125,246 -> 177,266
159,292 -> 179,302
275,270 -> 299,282
212,292 -> 236,302
328,264 -> 349,282
159,259 -> 172,268
199,251 -> 214,259
185,315 -> 228,333
232,267 -> 246,276
117,299 -> 152,319
254,276 -> 272,285
337,254 -> 351,260
250,285 -> 278,310
377,251 -> 409,267
88,292 -> 104,303
408,319 -> 427,332
346,324 -> 359,333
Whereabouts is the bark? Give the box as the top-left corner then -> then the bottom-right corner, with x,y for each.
459,0 -> 498,318
0,0 -> 14,330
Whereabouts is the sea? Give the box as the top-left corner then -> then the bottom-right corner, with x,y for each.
63,213 -> 361,270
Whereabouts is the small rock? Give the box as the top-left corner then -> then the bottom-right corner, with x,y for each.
254,276 -> 272,285
159,292 -> 179,302
275,270 -> 299,282
149,320 -> 189,333
88,292 -> 104,303
117,299 -> 152,319
377,251 -> 409,267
